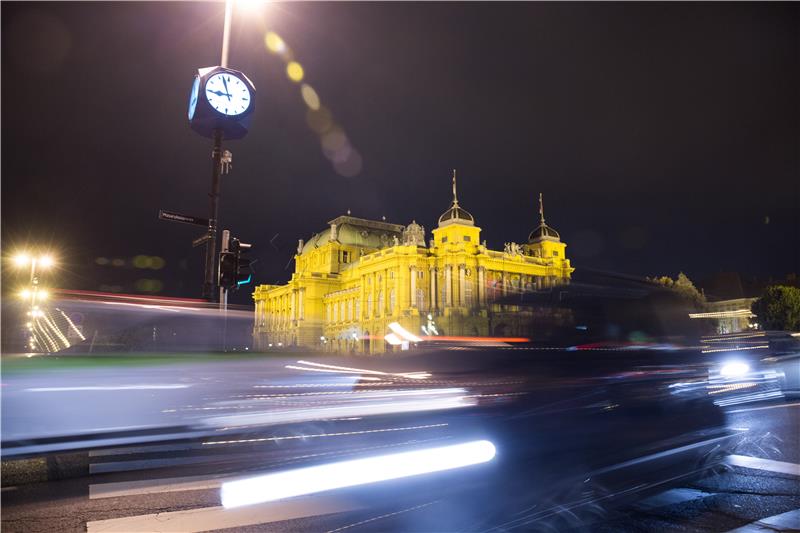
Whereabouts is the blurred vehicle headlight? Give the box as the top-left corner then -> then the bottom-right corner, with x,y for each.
719,361 -> 750,378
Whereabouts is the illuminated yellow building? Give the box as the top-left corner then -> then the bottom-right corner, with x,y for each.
253,172 -> 574,353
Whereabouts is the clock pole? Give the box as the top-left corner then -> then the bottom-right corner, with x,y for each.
202,0 -> 233,301
203,129 -> 224,301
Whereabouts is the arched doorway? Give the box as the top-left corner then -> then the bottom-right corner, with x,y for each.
362,331 -> 370,354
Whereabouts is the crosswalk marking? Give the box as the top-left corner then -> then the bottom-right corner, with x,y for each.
86,495 -> 362,532
726,454 -> 800,476
725,508 -> 800,532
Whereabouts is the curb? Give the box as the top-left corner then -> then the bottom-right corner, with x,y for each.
1,453 -> 88,486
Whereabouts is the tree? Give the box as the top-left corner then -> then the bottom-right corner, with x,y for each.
752,285 -> 800,331
647,272 -> 706,309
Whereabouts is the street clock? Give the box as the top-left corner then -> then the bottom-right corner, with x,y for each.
188,66 -> 256,140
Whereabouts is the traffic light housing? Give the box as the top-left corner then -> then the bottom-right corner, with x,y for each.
218,237 -> 254,291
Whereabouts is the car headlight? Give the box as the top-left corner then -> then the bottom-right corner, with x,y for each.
719,361 -> 750,378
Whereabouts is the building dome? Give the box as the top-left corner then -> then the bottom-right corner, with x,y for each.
438,205 -> 474,227
528,223 -> 560,242
437,169 -> 475,227
300,216 -> 404,255
528,193 -> 561,243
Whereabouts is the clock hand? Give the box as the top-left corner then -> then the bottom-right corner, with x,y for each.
208,89 -> 233,98
221,77 -> 232,100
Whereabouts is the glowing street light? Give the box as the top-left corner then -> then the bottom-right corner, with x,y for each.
14,253 -> 31,267
9,249 -> 58,353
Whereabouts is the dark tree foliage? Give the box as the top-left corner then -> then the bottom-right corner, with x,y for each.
752,285 -> 800,331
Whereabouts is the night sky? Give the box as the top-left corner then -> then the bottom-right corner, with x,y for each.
2,2 -> 798,305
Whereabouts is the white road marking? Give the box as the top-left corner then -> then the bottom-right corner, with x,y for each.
726,401 -> 800,414
90,473 -> 234,499
726,455 -> 800,476
725,508 -> 800,532
85,494 -> 362,532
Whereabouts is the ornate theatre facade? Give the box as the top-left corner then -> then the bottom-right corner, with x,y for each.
253,173 -> 574,353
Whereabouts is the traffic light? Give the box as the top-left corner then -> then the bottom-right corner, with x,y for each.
218,237 -> 254,291
231,238 -> 254,288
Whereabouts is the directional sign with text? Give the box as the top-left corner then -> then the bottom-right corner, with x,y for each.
159,210 -> 209,227
192,233 -> 211,248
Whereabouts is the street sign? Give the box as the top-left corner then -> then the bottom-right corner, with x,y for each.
192,233 -> 211,248
159,210 -> 209,227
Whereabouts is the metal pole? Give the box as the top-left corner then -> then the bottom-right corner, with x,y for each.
203,129 -> 224,300
220,0 -> 233,68
220,229 -> 230,351
219,230 -> 231,310
202,0 -> 233,300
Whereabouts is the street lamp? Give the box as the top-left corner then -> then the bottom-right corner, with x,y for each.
11,252 -> 56,284
9,251 -> 57,353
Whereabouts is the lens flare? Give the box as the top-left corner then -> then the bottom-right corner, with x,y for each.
265,32 -> 285,54
301,84 -> 320,110
286,61 -> 304,83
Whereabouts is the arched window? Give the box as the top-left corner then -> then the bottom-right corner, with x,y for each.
389,289 -> 396,312
340,301 -> 345,322
378,291 -> 384,316
356,299 -> 361,319
367,293 -> 373,317
348,299 -> 353,321
333,302 -> 337,322
416,289 -> 425,310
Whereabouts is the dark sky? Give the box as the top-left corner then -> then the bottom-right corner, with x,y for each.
2,2 -> 798,305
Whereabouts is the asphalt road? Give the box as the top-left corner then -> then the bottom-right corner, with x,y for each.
2,399 -> 798,533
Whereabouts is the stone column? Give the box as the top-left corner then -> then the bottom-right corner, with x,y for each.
359,278 -> 365,319
298,289 -> 304,320
382,271 -> 388,316
430,267 -> 437,311
290,290 -> 296,321
445,265 -> 452,307
502,272 -> 508,297
458,264 -> 466,307
478,267 -> 486,305
410,266 -> 417,308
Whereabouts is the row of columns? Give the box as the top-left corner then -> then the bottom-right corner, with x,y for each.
258,288 -> 305,330
416,264 -> 489,311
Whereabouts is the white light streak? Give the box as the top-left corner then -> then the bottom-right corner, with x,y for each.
26,384 -> 192,392
221,440 -> 496,508
388,322 -> 422,343
289,360 -> 430,380
384,332 -> 402,345
203,388 -> 473,428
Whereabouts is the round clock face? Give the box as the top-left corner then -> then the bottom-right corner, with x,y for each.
187,76 -> 200,120
204,72 -> 251,116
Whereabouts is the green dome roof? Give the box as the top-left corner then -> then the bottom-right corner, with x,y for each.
300,216 -> 404,255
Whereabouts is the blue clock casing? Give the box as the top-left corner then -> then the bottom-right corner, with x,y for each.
188,76 -> 200,120
188,66 -> 256,141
